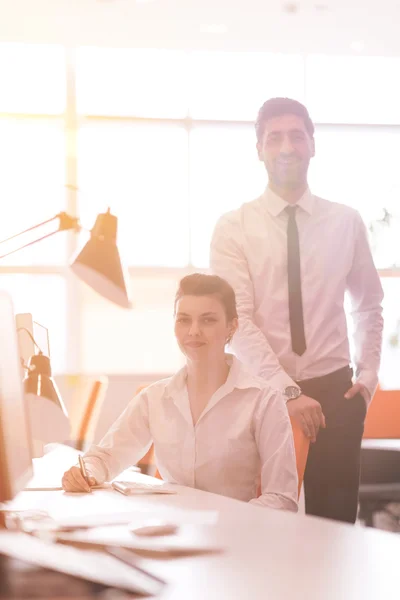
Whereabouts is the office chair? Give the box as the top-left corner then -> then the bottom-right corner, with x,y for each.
255,417 -> 309,499
134,384 -> 156,475
363,386 -> 400,439
68,375 -> 109,452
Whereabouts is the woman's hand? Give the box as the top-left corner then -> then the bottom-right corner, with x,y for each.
62,465 -> 97,493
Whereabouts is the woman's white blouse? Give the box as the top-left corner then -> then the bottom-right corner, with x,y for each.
84,356 -> 298,512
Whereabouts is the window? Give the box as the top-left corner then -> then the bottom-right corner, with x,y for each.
0,118 -> 66,265
306,55 -> 400,124
309,125 -> 400,268
77,121 -> 189,266
189,124 -> 266,267
0,43 -> 66,114
189,51 -> 305,121
2,45 -> 399,378
76,48 -> 189,118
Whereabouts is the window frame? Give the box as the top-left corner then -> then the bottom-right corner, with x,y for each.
0,46 -> 398,375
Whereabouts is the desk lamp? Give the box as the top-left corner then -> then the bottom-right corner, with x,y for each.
0,207 -> 131,420
17,325 -> 67,416
0,208 -> 131,309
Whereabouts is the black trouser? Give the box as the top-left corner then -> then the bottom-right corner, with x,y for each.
298,366 -> 367,524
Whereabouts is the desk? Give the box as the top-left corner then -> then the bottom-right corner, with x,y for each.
361,438 -> 400,484
359,439 -> 400,527
3,451 -> 400,600
362,439 -> 400,451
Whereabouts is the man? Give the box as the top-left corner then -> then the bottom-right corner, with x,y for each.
210,97 -> 383,523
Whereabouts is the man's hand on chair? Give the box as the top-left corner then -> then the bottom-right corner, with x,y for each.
287,395 -> 326,443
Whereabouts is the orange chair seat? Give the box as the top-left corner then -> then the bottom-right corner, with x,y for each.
363,386 -> 400,439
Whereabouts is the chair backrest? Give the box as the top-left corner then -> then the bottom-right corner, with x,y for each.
134,385 -> 156,473
256,417 -> 309,499
28,396 -> 71,457
68,375 -> 109,451
363,386 -> 400,439
290,416 -> 309,498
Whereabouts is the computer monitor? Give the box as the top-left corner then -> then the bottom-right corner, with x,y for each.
0,291 -> 33,504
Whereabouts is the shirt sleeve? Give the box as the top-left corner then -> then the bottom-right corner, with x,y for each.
210,212 -> 297,392
346,211 -> 384,403
249,389 -> 299,511
82,389 -> 153,484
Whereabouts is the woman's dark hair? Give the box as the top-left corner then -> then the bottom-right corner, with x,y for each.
255,97 -> 315,142
174,273 -> 238,321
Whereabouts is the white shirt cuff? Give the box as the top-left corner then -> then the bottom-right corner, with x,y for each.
82,457 -> 108,485
265,371 -> 299,400
356,371 -> 378,406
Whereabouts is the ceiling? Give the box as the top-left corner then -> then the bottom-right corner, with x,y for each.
0,0 -> 399,56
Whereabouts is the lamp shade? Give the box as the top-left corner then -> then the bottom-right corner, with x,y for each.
23,353 -> 68,417
70,209 -> 131,309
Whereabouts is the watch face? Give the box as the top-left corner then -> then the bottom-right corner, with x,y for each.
284,386 -> 301,399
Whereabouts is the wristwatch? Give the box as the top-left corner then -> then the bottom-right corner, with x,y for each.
283,386 -> 302,402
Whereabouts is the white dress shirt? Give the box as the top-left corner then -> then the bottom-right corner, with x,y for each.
210,188 -> 384,402
83,355 -> 298,512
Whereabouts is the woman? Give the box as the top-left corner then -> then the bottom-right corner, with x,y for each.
62,273 -> 298,511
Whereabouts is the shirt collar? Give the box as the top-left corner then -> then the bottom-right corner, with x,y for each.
263,186 -> 315,217
221,354 -> 264,393
165,354 -> 262,399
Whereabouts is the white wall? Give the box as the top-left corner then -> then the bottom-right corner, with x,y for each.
55,373 -> 168,443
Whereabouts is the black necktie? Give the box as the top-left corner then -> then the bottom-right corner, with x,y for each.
286,206 -> 306,356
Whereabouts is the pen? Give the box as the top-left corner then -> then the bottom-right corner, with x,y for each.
78,455 -> 92,493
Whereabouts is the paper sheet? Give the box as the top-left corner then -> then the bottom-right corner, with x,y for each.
50,519 -> 223,557
32,505 -> 219,531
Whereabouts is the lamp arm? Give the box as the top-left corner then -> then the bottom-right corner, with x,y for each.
0,214 -> 59,245
0,229 -> 61,260
0,212 -> 80,260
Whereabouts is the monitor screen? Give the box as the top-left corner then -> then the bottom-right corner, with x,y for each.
0,292 -> 33,503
